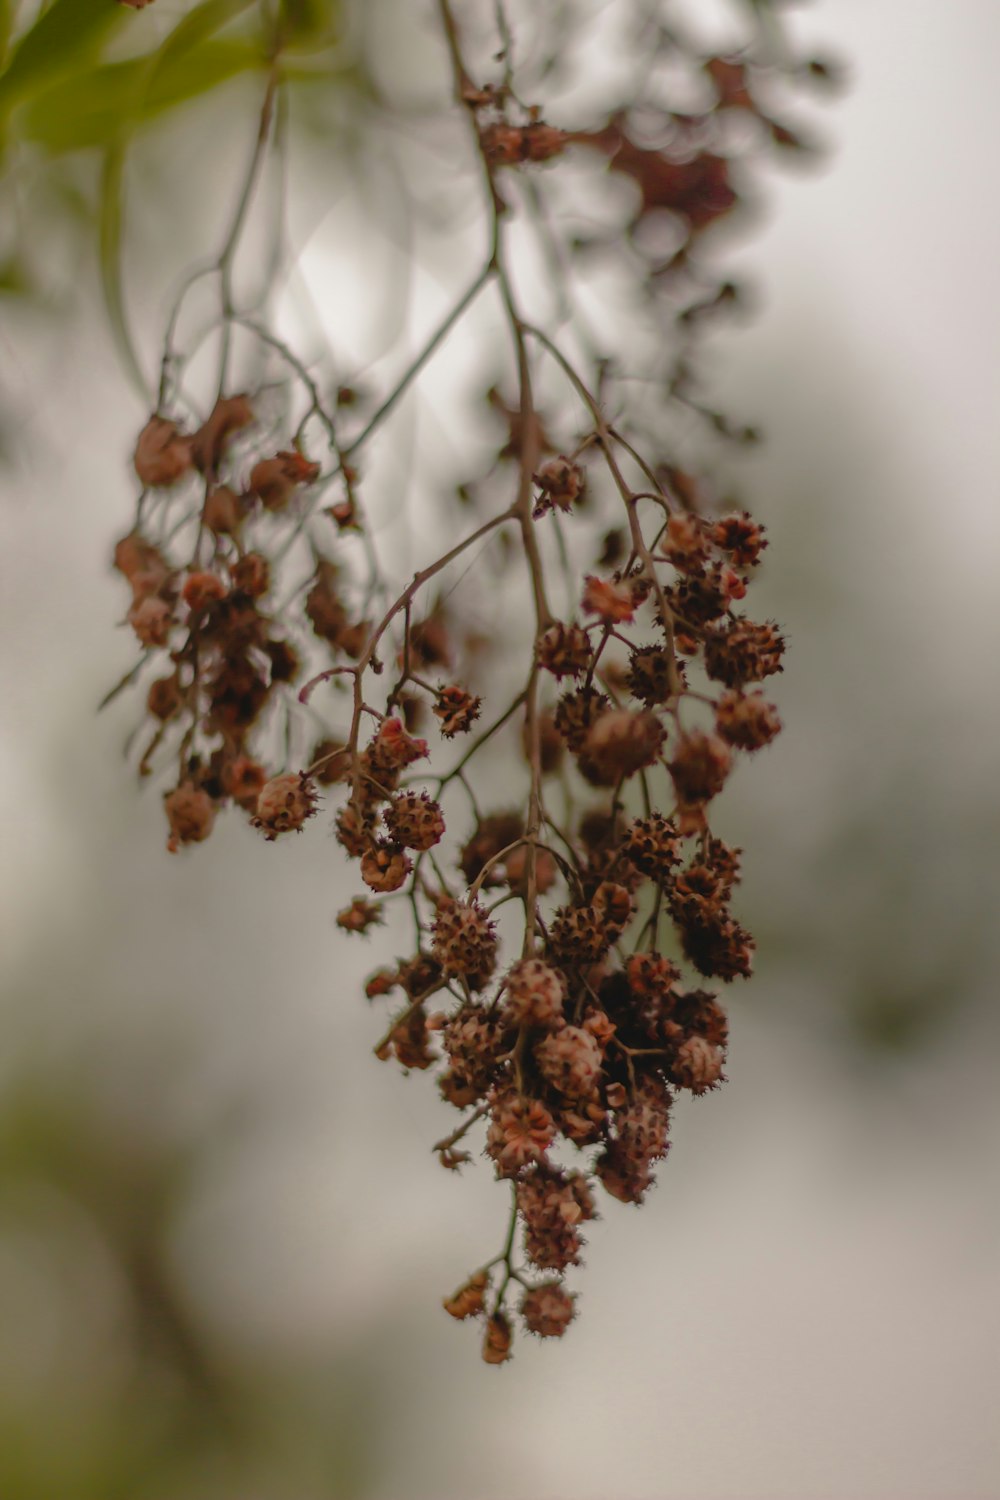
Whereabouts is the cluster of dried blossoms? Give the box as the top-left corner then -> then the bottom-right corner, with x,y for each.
108,0 -> 833,1361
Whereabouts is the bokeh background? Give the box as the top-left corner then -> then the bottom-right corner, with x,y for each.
1,1 -> 998,1497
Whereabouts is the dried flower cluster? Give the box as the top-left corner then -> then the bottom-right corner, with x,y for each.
108,0 -> 834,1361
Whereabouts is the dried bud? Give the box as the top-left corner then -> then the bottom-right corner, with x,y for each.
182,571 -> 227,612
134,416 -> 193,488
146,674 -> 181,721
482,1312 -> 513,1365
231,551 -> 270,599
660,512 -> 711,572
582,575 -> 636,624
443,1271 -> 488,1321
190,394 -> 254,474
202,485 -> 244,535
128,595 -> 173,647
250,450 -> 321,512
222,755 -> 268,812
164,782 -> 215,853
337,896 -> 384,934
534,457 -> 584,517
370,717 -> 429,771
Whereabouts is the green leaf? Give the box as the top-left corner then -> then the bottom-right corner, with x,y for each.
98,142 -> 150,401
148,0 -> 258,71
0,0 -> 123,113
17,39 -> 264,153
0,0 -> 14,70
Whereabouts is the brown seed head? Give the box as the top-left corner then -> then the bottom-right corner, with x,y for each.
253,772 -> 318,839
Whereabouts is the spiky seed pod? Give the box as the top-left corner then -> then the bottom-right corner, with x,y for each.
517,1168 -> 595,1270
433,684 -> 482,737
504,959 -> 566,1029
486,1091 -> 556,1176
547,904 -> 610,966
673,1035 -> 725,1091
443,1271 -> 488,1321
360,841 -> 412,893
704,837 -> 742,893
668,730 -> 732,805
537,621 -> 592,678
431,899 -> 497,986
715,689 -> 782,750
627,952 -> 681,1002
592,881 -> 633,940
334,803 -> 373,858
481,1312 -> 513,1365
520,1282 -> 576,1337
164,782 -> 215,853
594,1147 -> 654,1205
581,708 -> 666,783
384,790 -> 446,851
624,811 -> 681,882
660,511 -> 712,573
554,686 -> 610,751
712,511 -> 768,568
441,1007 -> 508,1100
336,896 -> 383,934
627,645 -> 674,705
253,773 -> 318,839
704,617 -> 785,686
680,913 -> 755,980
534,1026 -> 603,1098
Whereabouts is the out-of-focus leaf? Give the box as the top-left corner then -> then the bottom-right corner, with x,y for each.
0,0 -> 123,113
0,0 -> 13,70
17,40 -> 264,154
0,252 -> 29,294
99,143 -> 150,402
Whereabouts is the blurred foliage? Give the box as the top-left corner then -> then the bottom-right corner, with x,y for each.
0,0 -> 362,339
0,1047 -> 380,1499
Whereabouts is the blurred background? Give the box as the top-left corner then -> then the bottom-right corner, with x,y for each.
1,1 -> 998,1497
